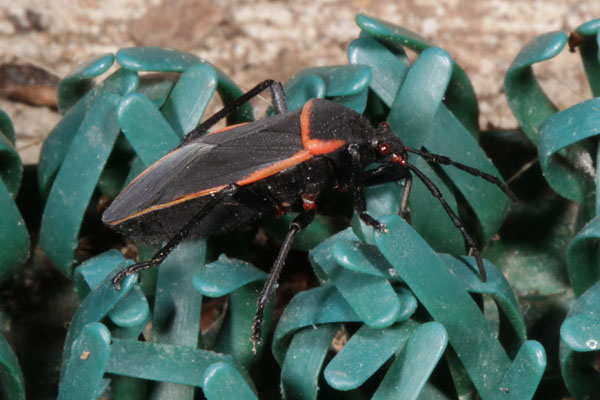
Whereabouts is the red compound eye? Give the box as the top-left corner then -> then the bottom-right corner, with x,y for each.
380,121 -> 390,129
378,142 -> 391,155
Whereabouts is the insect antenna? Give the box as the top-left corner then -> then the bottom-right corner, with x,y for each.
405,146 -> 518,202
405,162 -> 487,281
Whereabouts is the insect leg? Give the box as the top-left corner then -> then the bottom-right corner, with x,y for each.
183,80 -> 287,144
406,162 -> 487,281
111,185 -> 239,290
361,164 -> 411,187
251,208 -> 316,352
343,144 -> 386,231
361,164 -> 412,221
405,146 -> 517,202
269,81 -> 287,115
399,173 -> 412,222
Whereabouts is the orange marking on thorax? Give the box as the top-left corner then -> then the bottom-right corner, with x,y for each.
300,100 -> 346,155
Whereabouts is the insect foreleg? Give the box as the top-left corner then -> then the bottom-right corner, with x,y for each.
342,144 -> 387,232
361,163 -> 413,222
406,146 -> 517,202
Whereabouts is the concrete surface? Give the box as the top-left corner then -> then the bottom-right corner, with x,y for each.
0,0 -> 599,164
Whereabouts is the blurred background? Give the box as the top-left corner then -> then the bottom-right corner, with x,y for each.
0,0 -> 599,163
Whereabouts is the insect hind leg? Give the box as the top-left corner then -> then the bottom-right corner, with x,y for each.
112,184 -> 239,290
183,80 -> 288,144
269,81 -> 287,115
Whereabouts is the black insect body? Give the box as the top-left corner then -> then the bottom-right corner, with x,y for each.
103,80 -> 516,349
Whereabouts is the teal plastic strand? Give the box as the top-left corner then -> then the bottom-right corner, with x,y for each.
573,19 -> 600,96
161,63 -> 218,137
371,322 -> 448,400
0,114 -> 22,196
286,65 -> 371,98
560,280 -> 600,399
280,324 -> 338,400
375,215 -> 545,398
385,47 -> 452,150
356,13 -> 480,138
283,74 -> 326,111
60,255 -> 136,381
202,362 -> 258,400
504,31 -> 566,144
439,254 -> 527,354
272,285 -> 365,365
335,90 -> 370,114
116,47 -> 254,123
73,249 -> 150,331
215,282 -> 273,367
0,333 -> 25,400
283,65 -> 371,115
561,280 -> 600,353
61,250 -> 262,397
382,48 -> 465,251
117,92 -> 181,165
57,53 -> 115,113
194,256 -> 267,297
324,320 -> 419,390
38,68 -> 139,196
311,229 -> 416,328
0,107 -> 15,144
426,107 -> 510,243
538,98 -> 599,206
567,215 -> 600,297
597,144 -> 600,216
493,342 -> 546,400
137,74 -> 179,110
0,110 -> 29,278
39,94 -> 122,276
272,284 -> 414,366
193,257 -> 271,363
330,239 -> 403,280
347,36 -> 409,109
151,239 -> 206,399
105,339 -> 236,386
57,323 -> 112,400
